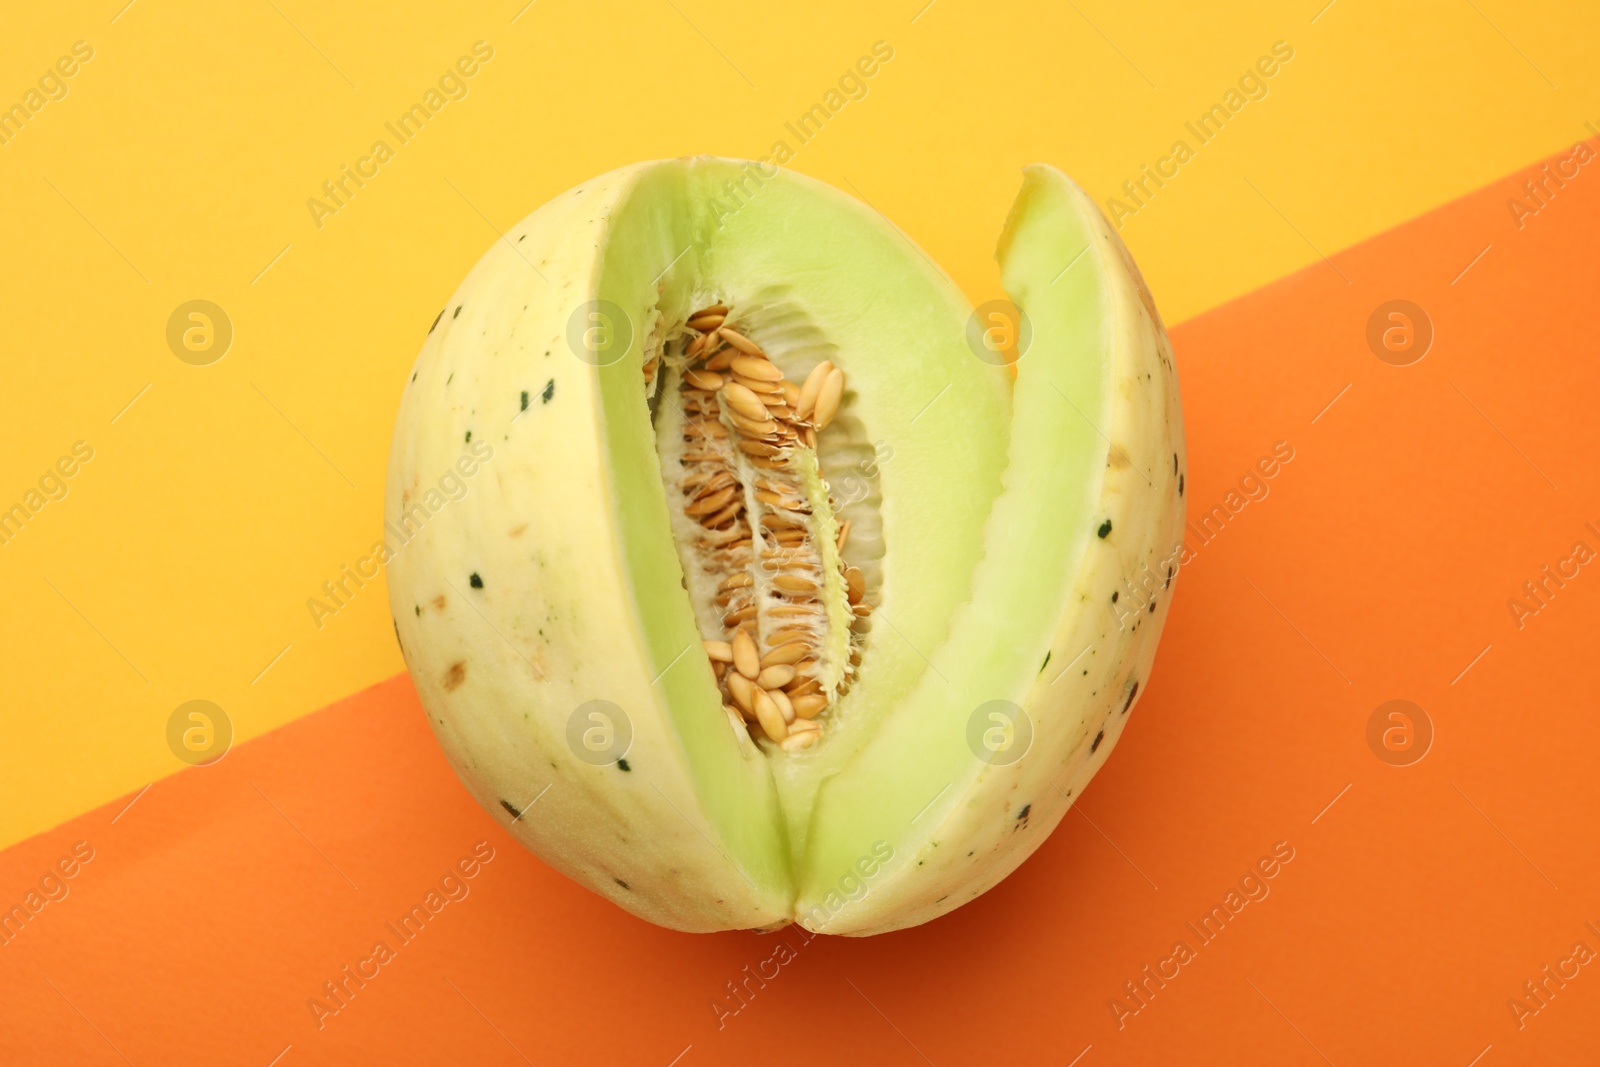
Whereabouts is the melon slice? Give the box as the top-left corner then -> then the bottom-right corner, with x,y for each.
384,158 -> 1184,935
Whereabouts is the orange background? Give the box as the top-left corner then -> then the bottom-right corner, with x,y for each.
4,144 -> 1599,1064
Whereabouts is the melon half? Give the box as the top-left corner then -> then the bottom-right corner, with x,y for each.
384,158 -> 1185,936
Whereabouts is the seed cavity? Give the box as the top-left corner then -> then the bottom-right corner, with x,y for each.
652,302 -> 870,753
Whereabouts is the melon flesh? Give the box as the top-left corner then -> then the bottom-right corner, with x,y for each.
385,158 -> 1183,934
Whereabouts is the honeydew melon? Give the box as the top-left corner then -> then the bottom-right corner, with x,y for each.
384,158 -> 1184,935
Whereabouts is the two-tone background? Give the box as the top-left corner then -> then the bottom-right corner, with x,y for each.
3,1 -> 1599,1063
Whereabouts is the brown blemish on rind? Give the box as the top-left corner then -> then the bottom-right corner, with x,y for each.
509,523 -> 528,538
443,661 -> 467,691
432,594 -> 447,611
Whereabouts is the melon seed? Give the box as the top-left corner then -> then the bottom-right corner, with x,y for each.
731,628 -> 759,679
721,381 -> 770,421
814,367 -> 845,429
730,354 -> 783,381
758,665 -> 797,689
753,689 -> 788,740
797,361 -> 832,420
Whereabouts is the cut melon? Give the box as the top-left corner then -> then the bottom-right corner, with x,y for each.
384,158 -> 1184,935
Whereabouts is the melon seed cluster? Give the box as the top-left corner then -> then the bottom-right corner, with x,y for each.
658,304 -> 870,751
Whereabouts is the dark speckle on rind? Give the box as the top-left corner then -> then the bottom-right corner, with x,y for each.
414,604 -> 421,616
1090,730 -> 1105,753
542,379 -> 555,403
1111,591 -> 1119,603
518,234 -> 526,242
1123,680 -> 1139,713
453,306 -> 463,319
1097,519 -> 1112,538
465,430 -> 472,443
469,572 -> 483,589
616,758 -> 631,772
429,308 -> 444,334
1016,803 -> 1031,821
1165,566 -> 1173,588
520,390 -> 529,411
500,798 -> 524,820
614,878 -> 630,890
1178,474 -> 1185,496
1148,599 -> 1157,613
1040,651 -> 1051,673
1173,453 -> 1178,474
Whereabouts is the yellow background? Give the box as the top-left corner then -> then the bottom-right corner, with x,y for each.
2,0 -> 1595,849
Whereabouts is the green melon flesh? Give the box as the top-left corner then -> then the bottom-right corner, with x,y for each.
385,158 -> 1183,935
591,157 -> 1013,906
